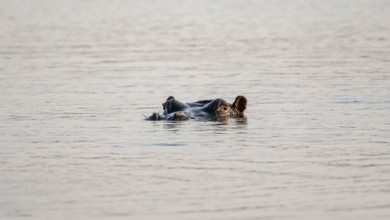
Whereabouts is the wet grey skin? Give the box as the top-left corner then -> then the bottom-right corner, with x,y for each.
146,96 -> 247,121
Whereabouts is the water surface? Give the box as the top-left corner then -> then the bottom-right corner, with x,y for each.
1,0 -> 390,219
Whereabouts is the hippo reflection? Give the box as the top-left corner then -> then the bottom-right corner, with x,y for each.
146,96 -> 247,121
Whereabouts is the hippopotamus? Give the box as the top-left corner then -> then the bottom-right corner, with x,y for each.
146,96 -> 247,121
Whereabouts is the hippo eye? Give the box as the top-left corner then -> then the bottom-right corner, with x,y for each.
223,106 -> 228,111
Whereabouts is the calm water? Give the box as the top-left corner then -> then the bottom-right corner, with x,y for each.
1,0 -> 390,219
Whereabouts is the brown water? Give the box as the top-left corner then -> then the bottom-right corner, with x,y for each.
1,0 -> 390,219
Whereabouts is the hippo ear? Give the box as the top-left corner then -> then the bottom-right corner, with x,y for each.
232,96 -> 247,114
167,96 -> 175,101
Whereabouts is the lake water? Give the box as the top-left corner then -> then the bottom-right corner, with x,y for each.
1,0 -> 390,219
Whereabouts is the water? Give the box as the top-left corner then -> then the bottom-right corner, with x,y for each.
1,0 -> 390,219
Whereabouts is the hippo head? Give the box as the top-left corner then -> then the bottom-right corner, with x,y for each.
146,95 -> 247,121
